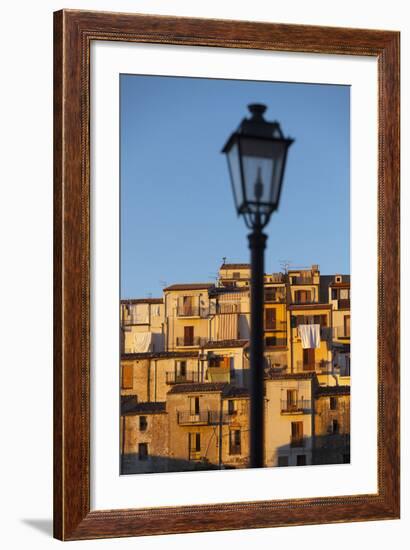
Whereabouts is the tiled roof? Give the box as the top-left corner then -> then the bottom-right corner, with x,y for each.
204,339 -> 248,349
220,263 -> 250,269
288,303 -> 332,311
121,351 -> 199,361
168,382 -> 228,394
222,386 -> 249,398
121,398 -> 167,415
316,385 -> 350,397
121,298 -> 163,304
266,372 -> 318,381
163,283 -> 214,291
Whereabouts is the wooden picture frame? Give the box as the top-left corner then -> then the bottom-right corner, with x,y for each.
54,9 -> 400,541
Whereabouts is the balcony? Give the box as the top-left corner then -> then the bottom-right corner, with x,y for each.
265,320 -> 287,331
290,436 -> 306,448
177,410 -> 232,425
175,336 -> 207,347
296,360 -> 333,373
264,291 -> 286,303
265,337 -> 288,348
334,327 -> 350,339
292,276 -> 313,285
337,299 -> 350,310
281,400 -> 311,414
177,306 -> 210,318
166,371 -> 202,384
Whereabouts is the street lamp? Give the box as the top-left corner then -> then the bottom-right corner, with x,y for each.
222,104 -> 294,468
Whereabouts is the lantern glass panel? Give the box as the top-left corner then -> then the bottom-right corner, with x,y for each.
226,140 -> 244,212
239,136 -> 288,213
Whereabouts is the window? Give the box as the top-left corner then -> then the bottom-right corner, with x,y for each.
189,432 -> 201,460
228,400 -> 236,415
121,364 -> 133,389
175,360 -> 187,381
190,396 -> 200,415
344,315 -> 351,337
138,443 -> 148,460
181,295 -> 195,316
277,456 -> 289,467
343,453 -> 350,464
232,272 -> 240,279
184,325 -> 194,345
331,288 -> 338,300
286,389 -> 298,410
291,421 -> 304,446
296,454 -> 307,466
329,396 -> 338,410
331,419 -> 340,434
229,430 -> 241,455
303,348 -> 315,371
265,308 -> 276,329
294,290 -> 311,303
139,416 -> 147,431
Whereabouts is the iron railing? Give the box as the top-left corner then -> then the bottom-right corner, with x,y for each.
177,410 -> 232,425
335,327 -> 351,339
175,336 -> 207,347
177,306 -> 211,318
292,276 -> 314,285
281,399 -> 311,414
296,360 -> 333,373
166,371 -> 202,384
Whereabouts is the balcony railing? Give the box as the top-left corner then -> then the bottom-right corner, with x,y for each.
175,336 -> 207,347
281,400 -> 311,414
166,371 -> 202,384
296,360 -> 333,373
265,337 -> 288,348
292,276 -> 313,285
334,327 -> 350,339
177,306 -> 211,318
264,292 -> 286,303
177,410 -> 232,425
290,436 -> 306,448
293,326 -> 331,340
265,320 -> 287,331
122,317 -> 147,326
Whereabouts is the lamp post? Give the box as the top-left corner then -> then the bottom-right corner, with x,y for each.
222,104 -> 294,468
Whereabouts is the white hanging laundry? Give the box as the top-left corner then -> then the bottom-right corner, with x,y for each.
298,324 -> 321,349
133,332 -> 153,352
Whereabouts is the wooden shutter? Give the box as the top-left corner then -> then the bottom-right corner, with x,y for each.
122,364 -> 133,389
303,348 -> 315,370
344,315 -> 351,337
291,421 -> 303,438
265,308 -> 276,329
184,326 -> 194,345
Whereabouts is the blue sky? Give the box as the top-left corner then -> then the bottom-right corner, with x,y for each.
120,75 -> 350,299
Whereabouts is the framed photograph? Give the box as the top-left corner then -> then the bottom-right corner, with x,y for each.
54,9 -> 400,540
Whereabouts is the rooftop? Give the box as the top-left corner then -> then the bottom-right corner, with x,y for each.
121,351 -> 199,361
204,339 -> 248,349
316,385 -> 350,397
163,283 -> 215,291
220,263 -> 250,270
122,400 -> 167,415
121,298 -> 163,304
168,382 -> 228,395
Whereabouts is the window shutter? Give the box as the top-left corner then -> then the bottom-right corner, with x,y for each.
122,364 -> 133,389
